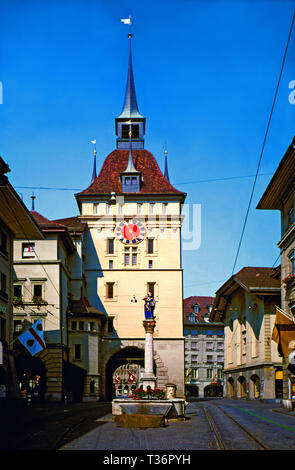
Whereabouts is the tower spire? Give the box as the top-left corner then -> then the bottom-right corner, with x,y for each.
119,31 -> 143,119
164,145 -> 170,183
115,24 -> 146,150
91,140 -> 97,183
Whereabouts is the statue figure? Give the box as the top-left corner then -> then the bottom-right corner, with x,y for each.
143,292 -> 156,320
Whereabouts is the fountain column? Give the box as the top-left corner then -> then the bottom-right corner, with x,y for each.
142,319 -> 157,390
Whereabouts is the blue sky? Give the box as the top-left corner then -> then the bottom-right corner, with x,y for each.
0,0 -> 294,298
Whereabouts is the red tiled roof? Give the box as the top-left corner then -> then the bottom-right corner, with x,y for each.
68,297 -> 106,320
183,296 -> 214,322
30,211 -> 65,227
234,266 -> 281,289
30,211 -> 75,254
53,216 -> 86,232
210,266 -> 281,322
77,149 -> 186,196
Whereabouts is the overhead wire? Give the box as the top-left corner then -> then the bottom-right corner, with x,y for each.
231,9 -> 295,276
13,172 -> 274,193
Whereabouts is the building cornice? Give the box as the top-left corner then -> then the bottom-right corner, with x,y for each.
224,361 -> 282,373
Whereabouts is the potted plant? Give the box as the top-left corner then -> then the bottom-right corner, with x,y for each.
282,274 -> 295,287
129,387 -> 165,400
13,295 -> 25,309
32,296 -> 47,310
151,388 -> 165,399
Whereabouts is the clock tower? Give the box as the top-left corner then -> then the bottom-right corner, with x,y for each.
75,32 -> 187,399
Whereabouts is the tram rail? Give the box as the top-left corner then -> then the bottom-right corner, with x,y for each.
203,402 -> 270,450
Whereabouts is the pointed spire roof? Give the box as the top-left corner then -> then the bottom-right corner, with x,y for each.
91,141 -> 97,183
118,33 -> 143,119
31,193 -> 36,211
164,147 -> 170,182
123,148 -> 139,173
91,153 -> 97,183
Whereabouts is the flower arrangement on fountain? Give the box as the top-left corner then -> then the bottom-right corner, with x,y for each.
282,274 -> 295,287
129,388 -> 166,400
32,296 -> 48,309
13,295 -> 25,309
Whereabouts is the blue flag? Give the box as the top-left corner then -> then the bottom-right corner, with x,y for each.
18,319 -> 46,356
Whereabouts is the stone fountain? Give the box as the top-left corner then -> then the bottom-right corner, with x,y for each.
112,295 -> 186,427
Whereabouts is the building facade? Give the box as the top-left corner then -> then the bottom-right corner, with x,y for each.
0,158 -> 43,403
13,211 -> 78,401
12,209 -> 111,403
183,296 -> 224,397
257,136 -> 295,408
211,267 -> 282,400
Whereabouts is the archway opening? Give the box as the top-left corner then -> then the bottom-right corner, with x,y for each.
238,376 -> 246,398
204,384 -> 223,397
15,351 -> 46,402
105,347 -> 153,400
227,377 -> 234,398
250,374 -> 260,399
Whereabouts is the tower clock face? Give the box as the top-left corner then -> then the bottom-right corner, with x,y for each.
116,219 -> 146,244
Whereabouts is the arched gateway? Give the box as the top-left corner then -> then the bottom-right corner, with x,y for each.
104,345 -> 169,400
105,347 -> 145,400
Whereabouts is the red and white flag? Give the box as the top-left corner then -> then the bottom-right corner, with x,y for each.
128,373 -> 135,383
114,373 -> 120,383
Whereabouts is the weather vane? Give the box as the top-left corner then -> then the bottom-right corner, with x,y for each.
121,15 -> 132,37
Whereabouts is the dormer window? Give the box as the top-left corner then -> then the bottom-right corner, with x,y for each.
193,304 -> 199,314
122,175 -> 140,193
188,313 -> 197,323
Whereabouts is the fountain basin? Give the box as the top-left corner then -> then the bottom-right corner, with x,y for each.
112,398 -> 186,425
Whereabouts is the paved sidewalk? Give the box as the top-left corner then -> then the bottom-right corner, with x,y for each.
60,402 -> 212,450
